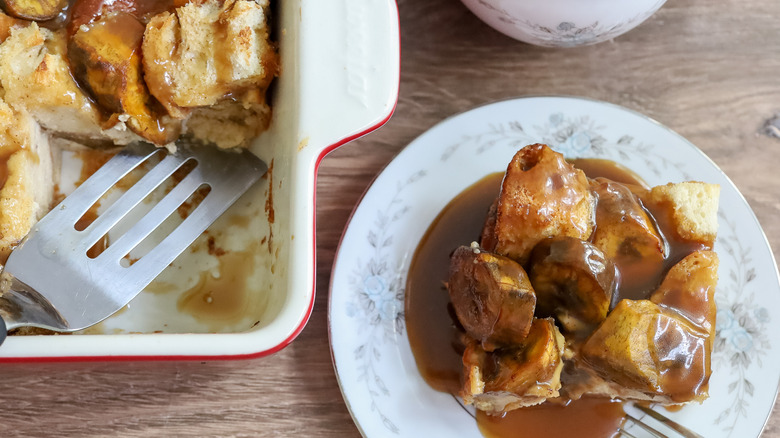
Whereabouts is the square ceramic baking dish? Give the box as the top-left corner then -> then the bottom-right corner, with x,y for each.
0,0 -> 400,362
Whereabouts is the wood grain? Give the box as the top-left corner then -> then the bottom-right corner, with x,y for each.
2,0 -> 780,436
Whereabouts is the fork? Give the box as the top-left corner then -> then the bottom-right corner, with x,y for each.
620,403 -> 704,438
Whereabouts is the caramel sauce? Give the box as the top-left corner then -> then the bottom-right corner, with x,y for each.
651,314 -> 709,401
69,0 -> 175,34
664,404 -> 684,413
176,244 -> 257,327
75,148 -> 115,185
228,214 -> 250,228
213,11 -> 232,86
643,199 -> 710,287
570,158 -> 647,188
477,398 -> 625,438
406,173 -> 500,394
406,158 -> 710,437
38,0 -> 74,31
143,280 -> 177,295
0,141 -> 24,191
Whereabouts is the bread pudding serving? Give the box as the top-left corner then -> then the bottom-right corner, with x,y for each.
0,0 -> 277,262
442,144 -> 720,414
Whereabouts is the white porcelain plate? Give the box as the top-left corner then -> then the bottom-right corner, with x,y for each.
329,96 -> 780,437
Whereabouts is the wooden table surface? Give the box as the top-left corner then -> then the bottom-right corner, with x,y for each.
3,0 -> 780,436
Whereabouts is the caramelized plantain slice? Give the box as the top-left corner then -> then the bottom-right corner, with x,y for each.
68,0 -> 177,35
590,177 -> 665,297
68,11 -> 180,145
448,245 -> 536,351
528,236 -> 618,334
462,318 -> 565,413
1,0 -> 66,21
493,144 -> 595,265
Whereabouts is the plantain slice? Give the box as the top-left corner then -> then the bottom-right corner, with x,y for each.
528,236 -> 618,335
1,0 -> 66,21
68,11 -> 180,145
448,245 -> 536,351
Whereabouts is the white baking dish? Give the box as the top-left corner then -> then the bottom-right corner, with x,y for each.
0,0 -> 400,361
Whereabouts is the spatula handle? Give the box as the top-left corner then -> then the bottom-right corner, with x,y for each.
0,315 -> 6,346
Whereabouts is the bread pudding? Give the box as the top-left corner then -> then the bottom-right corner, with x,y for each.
0,0 -> 277,265
444,144 -> 719,414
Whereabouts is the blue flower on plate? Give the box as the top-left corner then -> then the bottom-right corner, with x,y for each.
567,131 -> 592,154
549,113 -> 564,127
363,274 -> 397,321
717,308 -> 735,331
557,22 -> 575,32
729,326 -> 754,353
364,274 -> 387,298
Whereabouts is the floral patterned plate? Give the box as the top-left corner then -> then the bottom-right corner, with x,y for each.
328,96 -> 780,437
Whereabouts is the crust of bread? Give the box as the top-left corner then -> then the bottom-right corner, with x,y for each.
183,100 -> 271,149
0,99 -> 55,261
493,144 -> 595,265
142,0 -> 276,148
462,318 -> 565,413
143,0 -> 270,107
645,182 -> 720,245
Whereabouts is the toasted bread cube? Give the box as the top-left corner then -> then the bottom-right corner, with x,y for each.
581,299 -> 710,403
0,100 -> 55,261
493,144 -> 595,265
448,245 -> 536,350
462,318 -> 564,413
143,0 -> 276,108
183,100 -> 271,149
0,23 -> 102,139
143,0 -> 276,148
651,250 -> 718,344
643,182 -> 720,246
0,22 -> 142,146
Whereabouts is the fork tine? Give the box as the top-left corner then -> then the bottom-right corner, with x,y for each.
52,144 -> 159,222
624,413 -> 668,437
634,405 -> 704,438
99,169 -> 205,261
617,428 -> 639,438
81,154 -> 190,246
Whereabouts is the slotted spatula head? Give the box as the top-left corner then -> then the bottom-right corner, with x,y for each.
0,141 -> 267,338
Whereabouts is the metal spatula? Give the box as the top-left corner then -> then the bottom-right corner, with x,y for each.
0,141 -> 267,345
